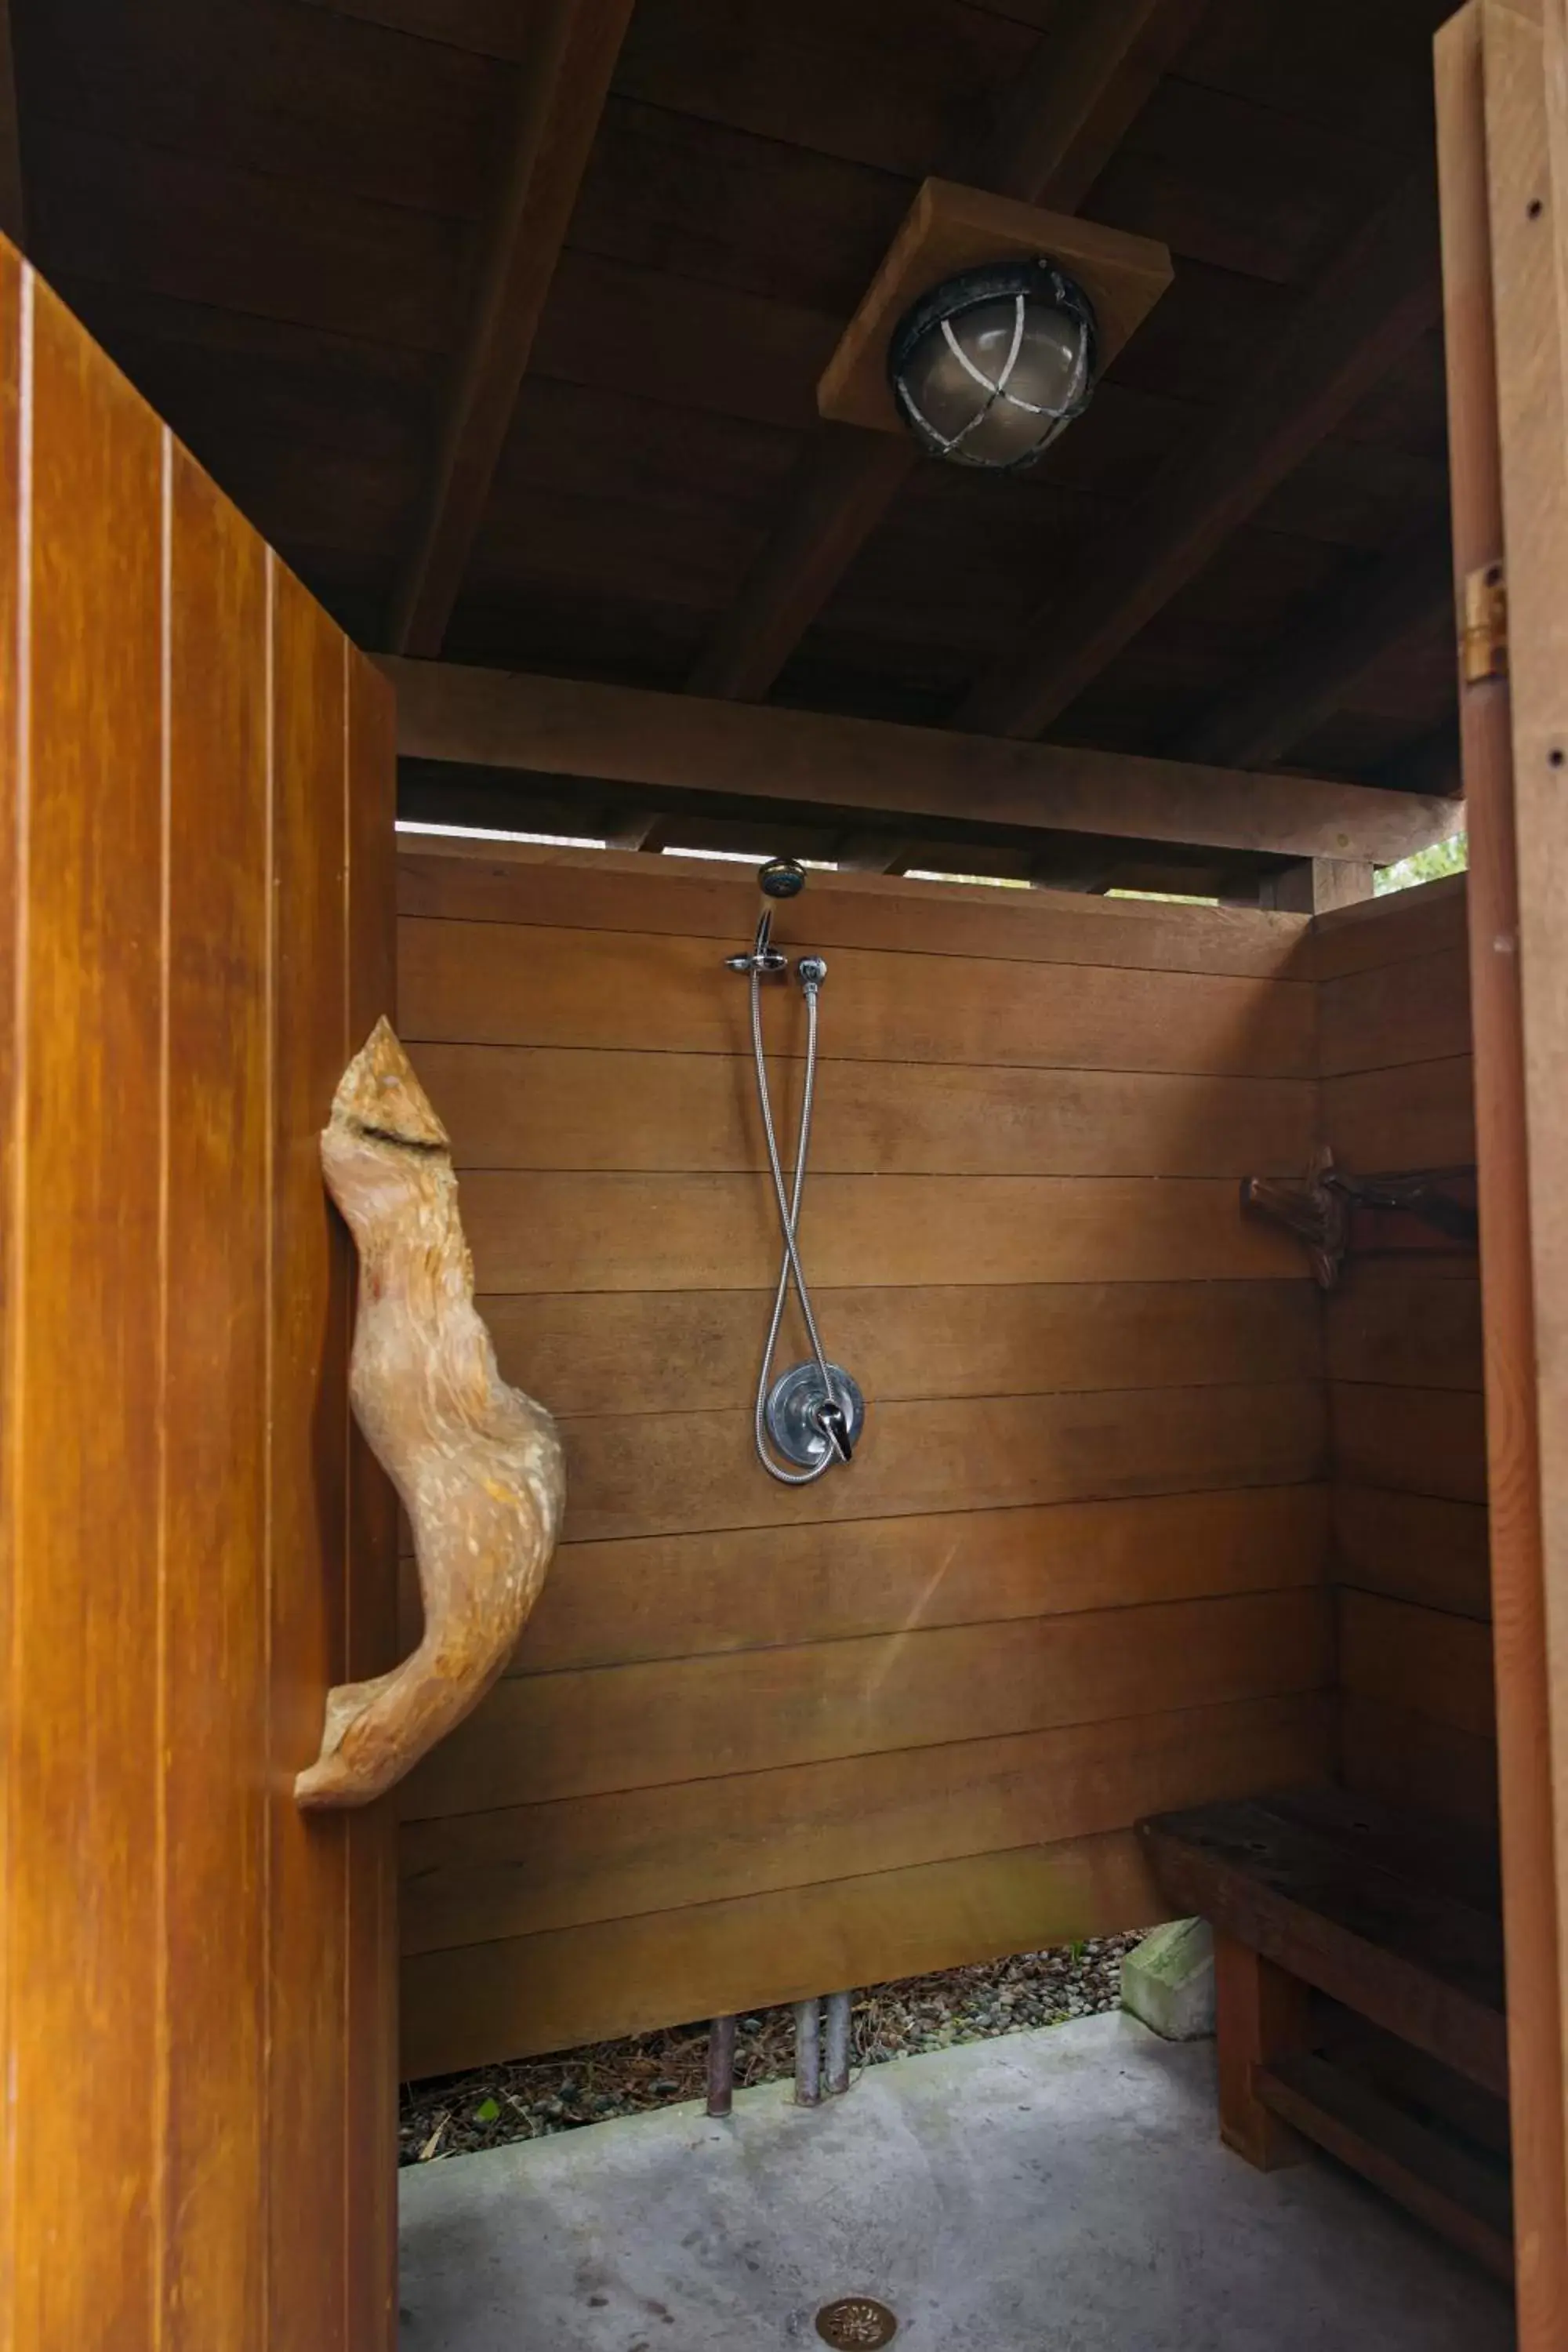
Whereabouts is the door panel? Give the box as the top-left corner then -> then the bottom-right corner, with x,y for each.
1436,2 -> 1568,2337
0,248 -> 397,2352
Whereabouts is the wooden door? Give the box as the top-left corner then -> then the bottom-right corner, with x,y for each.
0,249 -> 399,2347
1436,1 -> 1568,2337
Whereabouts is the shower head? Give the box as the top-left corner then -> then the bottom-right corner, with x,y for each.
758,857 -> 807,900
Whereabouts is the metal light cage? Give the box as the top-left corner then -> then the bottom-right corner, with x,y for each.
886,256 -> 1099,471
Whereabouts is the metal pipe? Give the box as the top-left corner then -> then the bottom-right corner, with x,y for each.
823,1990 -> 852,2096
705,2014 -> 738,2118
793,1997 -> 822,2105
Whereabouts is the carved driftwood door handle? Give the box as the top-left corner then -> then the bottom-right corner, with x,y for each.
296,1018 -> 565,1809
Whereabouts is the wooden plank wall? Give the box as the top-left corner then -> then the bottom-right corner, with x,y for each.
396,844 -> 1336,2077
0,252 -> 398,2352
1317,877 -> 1494,1827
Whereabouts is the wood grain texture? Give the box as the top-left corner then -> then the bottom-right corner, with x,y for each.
343,649 -> 400,2352
1310,874 -> 1468,982
267,560 -> 354,2347
296,1020 -> 564,1812
1323,1054 -> 1475,1173
0,257 -> 399,2352
1315,884 -> 1491,1849
1330,1383 -> 1487,1504
1339,1589 -> 1497,1741
402,1586 -> 1332,1820
683,0 -> 1224,702
401,1691 -> 1334,1954
411,1040 -> 1316,1179
958,172 -> 1443,738
159,438 -> 270,2352
1440,5 -> 1566,2331
384,659 -> 1461,864
1325,1267 -> 1483,1392
1214,1933 -> 1312,2169
396,841 -> 1316,981
1178,514 -> 1455,771
1341,1697 -> 1500,1832
401,1831 -> 1165,2076
1144,1797 -> 1506,2096
1256,2052 -> 1513,2280
395,848 -> 1329,2066
550,1383 -> 1325,1544
0,234 -> 21,2352
399,915 -> 1318,1076
2,263 -> 165,2352
402,1486 -> 1333,1676
1317,944 -> 1472,1079
684,426 -> 917,701
0,0 -> 23,248
474,1279 -> 1322,1418
389,0 -> 636,653
461,1173 -> 1305,1294
1333,1486 -> 1491,1623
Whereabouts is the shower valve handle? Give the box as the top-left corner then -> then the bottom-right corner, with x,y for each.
815,1398 -> 854,1464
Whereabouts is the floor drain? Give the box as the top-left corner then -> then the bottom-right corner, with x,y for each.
815,2297 -> 898,2347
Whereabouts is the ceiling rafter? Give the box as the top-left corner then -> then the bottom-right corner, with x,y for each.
387,0 -> 634,658
381,655 -> 1461,865
685,0 -> 1209,703
1175,513 -> 1455,771
958,172 -> 1444,738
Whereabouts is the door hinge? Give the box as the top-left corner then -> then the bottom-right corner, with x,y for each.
1461,560 -> 1508,683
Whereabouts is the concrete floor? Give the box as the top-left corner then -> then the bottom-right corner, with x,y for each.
399,2012 -> 1515,2351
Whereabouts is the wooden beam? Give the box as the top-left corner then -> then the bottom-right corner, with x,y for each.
602,810 -> 666,852
387,0 -> 633,657
686,430 -> 917,702
1262,859 -> 1377,915
959,173 -> 1444,739
833,831 -> 911,873
383,658 -> 1461,863
0,0 -> 24,249
685,0 -> 1203,702
1179,516 -> 1455,771
979,0 -> 1212,212
1380,727 -> 1464,800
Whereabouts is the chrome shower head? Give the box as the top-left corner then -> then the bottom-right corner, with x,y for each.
758,857 -> 807,900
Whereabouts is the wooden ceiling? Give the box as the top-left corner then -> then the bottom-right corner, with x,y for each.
4,0 -> 1464,882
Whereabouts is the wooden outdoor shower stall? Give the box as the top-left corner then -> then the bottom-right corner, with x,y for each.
392,842 -> 1468,2076
5,0 -> 1568,2344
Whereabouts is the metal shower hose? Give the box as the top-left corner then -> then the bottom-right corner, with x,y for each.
746,959 -> 842,1485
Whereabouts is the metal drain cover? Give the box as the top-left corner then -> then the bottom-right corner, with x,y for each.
815,2297 -> 898,2347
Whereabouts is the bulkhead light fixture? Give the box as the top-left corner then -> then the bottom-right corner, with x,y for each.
887,257 -> 1098,471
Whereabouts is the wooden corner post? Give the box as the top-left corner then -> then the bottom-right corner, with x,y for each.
1436,2 -> 1568,2336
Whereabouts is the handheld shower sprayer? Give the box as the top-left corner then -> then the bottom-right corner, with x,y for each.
725,860 -> 864,1483
725,856 -> 806,976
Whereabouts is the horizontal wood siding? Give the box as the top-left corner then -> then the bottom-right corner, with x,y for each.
1316,879 -> 1493,1824
397,847 -> 1330,2074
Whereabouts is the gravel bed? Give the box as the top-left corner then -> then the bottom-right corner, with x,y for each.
400,1932 -> 1148,2167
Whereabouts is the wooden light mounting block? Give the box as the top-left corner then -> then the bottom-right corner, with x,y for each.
818,177 -> 1173,437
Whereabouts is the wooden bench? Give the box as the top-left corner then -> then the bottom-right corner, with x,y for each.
1138,1786 -> 1512,2283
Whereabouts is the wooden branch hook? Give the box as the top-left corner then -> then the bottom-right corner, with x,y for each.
1240,1145 -> 1349,1290
295,1018 -> 564,1809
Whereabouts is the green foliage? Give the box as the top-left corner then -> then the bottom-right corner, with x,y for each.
1375,832 -> 1468,895
473,2096 -> 501,2124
